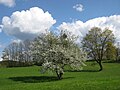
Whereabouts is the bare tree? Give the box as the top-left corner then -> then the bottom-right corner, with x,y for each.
2,40 -> 32,67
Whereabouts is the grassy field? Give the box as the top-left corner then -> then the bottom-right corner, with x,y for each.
0,62 -> 120,90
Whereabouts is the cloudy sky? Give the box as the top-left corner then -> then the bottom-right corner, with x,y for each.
0,0 -> 120,60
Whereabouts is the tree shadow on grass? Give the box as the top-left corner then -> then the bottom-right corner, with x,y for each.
9,76 -> 73,83
103,60 -> 120,63
65,70 -> 99,72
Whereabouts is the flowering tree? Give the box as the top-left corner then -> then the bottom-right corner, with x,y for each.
31,32 -> 87,79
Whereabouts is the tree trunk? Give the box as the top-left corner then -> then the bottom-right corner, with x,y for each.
98,61 -> 103,71
56,71 -> 63,80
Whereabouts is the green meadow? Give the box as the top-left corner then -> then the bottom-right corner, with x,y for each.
0,62 -> 120,90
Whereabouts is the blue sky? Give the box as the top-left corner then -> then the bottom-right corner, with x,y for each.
0,0 -> 120,60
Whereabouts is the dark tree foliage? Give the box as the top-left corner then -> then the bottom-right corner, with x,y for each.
82,27 -> 115,71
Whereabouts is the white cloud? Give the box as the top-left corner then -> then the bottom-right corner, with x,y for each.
58,15 -> 120,43
12,39 -> 22,43
0,7 -> 56,40
0,57 -> 2,61
73,4 -> 84,12
0,0 -> 15,7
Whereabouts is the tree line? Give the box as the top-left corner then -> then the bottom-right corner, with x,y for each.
1,27 -> 120,79
1,40 -> 32,67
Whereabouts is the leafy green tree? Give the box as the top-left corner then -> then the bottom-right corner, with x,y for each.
31,32 -> 87,79
116,42 -> 120,61
82,27 -> 115,71
105,42 -> 116,60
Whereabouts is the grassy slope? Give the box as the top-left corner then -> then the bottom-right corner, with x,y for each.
0,62 -> 120,90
